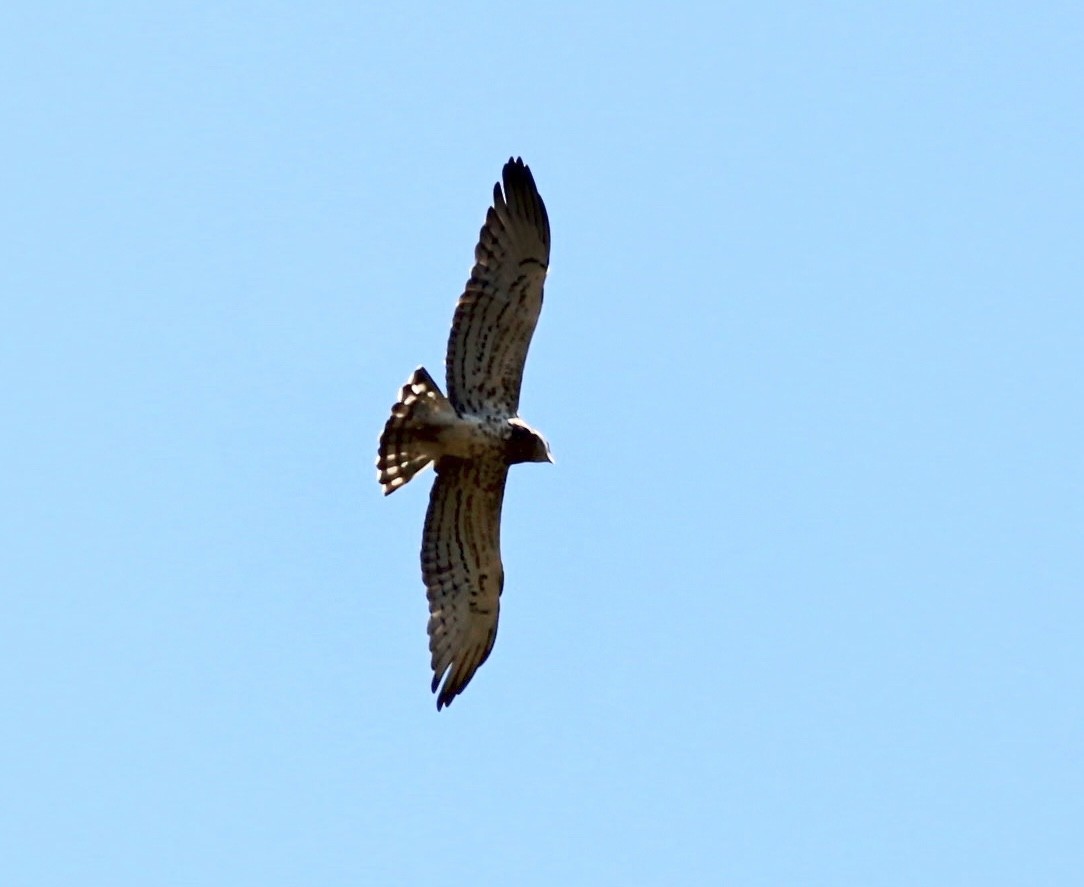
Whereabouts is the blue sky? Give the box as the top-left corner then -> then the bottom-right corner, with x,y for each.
3,2 -> 1082,884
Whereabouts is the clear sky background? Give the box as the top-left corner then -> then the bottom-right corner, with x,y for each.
3,3 -> 1082,884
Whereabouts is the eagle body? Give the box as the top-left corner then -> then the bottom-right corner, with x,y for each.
379,367 -> 550,479
376,158 -> 552,709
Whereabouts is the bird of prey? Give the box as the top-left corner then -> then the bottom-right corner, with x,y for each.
377,158 -> 553,710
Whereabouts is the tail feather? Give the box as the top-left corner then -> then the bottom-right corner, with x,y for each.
377,367 -> 454,495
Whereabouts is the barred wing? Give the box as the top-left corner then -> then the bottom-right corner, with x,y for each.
422,455 -> 508,709
445,157 -> 550,417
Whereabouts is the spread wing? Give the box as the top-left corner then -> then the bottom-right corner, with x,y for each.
422,455 -> 508,709
445,157 -> 550,417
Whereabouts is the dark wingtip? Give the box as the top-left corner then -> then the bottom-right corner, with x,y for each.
497,157 -> 548,245
435,688 -> 454,711
433,671 -> 453,710
502,156 -> 532,186
432,667 -> 464,711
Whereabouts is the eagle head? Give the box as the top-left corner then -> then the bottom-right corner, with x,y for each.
506,419 -> 554,465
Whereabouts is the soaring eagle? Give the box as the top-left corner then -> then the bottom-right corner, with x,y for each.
377,158 -> 552,709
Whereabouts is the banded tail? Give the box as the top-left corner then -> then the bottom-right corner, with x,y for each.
377,367 -> 455,495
